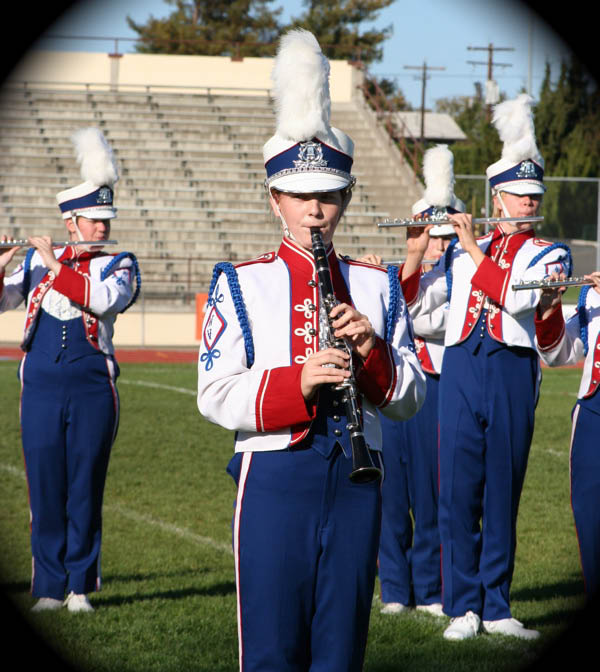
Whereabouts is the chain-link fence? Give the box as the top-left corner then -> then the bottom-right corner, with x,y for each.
455,174 -> 600,273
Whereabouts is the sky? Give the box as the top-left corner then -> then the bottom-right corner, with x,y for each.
27,0 -> 579,111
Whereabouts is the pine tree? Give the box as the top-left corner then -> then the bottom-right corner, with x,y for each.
127,0 -> 282,57
534,57 -> 600,240
288,0 -> 395,65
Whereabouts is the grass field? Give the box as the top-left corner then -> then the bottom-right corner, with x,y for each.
0,356 -> 591,671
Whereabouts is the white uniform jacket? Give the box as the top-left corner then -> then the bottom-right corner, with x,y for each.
197,238 -> 426,453
0,246 -> 136,354
535,287 -> 600,399
401,225 -> 571,350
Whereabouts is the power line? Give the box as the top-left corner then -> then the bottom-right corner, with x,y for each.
467,43 -> 515,119
403,61 -> 445,144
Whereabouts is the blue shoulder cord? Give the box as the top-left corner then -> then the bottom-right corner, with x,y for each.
22,247 -> 36,297
577,284 -> 591,356
100,251 -> 142,313
443,236 -> 459,303
385,264 -> 401,342
207,262 -> 255,367
526,242 -> 573,276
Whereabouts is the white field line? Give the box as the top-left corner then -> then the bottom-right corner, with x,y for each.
119,379 -> 196,396
0,463 -> 232,556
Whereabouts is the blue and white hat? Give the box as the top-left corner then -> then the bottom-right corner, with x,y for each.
486,94 -> 545,196
263,30 -> 355,193
412,144 -> 465,236
56,127 -> 119,220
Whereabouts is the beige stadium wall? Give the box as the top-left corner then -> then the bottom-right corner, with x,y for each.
0,308 -> 201,348
6,50 -> 362,103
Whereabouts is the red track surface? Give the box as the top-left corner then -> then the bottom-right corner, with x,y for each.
0,346 -> 198,363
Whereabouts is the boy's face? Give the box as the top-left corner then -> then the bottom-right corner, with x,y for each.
270,190 -> 347,251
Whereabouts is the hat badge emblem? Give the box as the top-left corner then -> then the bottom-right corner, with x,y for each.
294,141 -> 328,169
96,187 -> 113,204
516,160 -> 537,179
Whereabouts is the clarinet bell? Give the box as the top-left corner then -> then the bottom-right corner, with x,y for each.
348,435 -> 382,484
350,463 -> 382,484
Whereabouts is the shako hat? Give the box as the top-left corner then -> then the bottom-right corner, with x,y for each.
56,127 -> 119,220
412,144 -> 465,236
486,94 -> 545,196
263,29 -> 355,194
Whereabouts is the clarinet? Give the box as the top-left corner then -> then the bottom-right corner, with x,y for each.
310,227 -> 382,484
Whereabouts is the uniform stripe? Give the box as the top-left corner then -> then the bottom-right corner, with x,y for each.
233,452 -> 253,672
255,370 -> 271,432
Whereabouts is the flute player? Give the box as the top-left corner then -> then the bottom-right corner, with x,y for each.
0,128 -> 140,613
400,94 -> 571,641
196,29 -> 425,672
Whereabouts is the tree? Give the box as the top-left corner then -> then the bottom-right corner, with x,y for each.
127,0 -> 282,57
534,58 -> 600,240
288,0 -> 395,65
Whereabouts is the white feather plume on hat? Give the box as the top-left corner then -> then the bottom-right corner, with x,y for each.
71,127 -> 119,187
423,144 -> 455,207
492,93 -> 544,167
271,29 -> 331,143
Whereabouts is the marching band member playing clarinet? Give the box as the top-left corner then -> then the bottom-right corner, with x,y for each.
400,94 -> 571,640
0,128 -> 140,613
535,270 -> 600,602
197,30 -> 425,672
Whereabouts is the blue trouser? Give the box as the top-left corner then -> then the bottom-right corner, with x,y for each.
227,442 -> 382,672
438,323 -> 538,620
20,311 -> 119,600
570,389 -> 600,600
378,372 -> 441,606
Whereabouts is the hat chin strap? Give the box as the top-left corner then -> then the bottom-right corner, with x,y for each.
495,192 -> 511,218
270,193 -> 299,243
70,214 -> 95,252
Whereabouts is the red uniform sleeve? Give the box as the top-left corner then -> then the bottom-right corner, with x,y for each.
400,265 -> 421,306
356,336 -> 396,407
534,303 -> 565,352
255,363 -> 318,432
52,265 -> 90,308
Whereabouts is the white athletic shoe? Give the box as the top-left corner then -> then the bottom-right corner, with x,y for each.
443,611 -> 481,640
380,602 -> 409,615
416,602 -> 445,617
31,597 -> 63,612
483,617 -> 540,639
64,592 -> 94,613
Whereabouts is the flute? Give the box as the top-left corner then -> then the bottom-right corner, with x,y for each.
0,239 -> 118,248
383,259 -> 439,266
377,216 -> 544,228
512,276 -> 593,290
310,227 -> 382,484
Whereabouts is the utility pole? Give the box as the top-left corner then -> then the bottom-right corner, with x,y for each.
404,61 -> 445,145
467,43 -> 514,120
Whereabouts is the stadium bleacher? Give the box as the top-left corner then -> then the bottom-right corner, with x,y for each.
0,85 -> 422,309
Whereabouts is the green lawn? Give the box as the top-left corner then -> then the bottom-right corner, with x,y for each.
0,358 -> 589,671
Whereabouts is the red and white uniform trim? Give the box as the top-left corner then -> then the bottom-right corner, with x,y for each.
197,238 -> 426,453
535,289 -> 600,399
402,225 -> 571,350
0,246 -> 134,354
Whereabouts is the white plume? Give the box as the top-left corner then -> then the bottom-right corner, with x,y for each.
492,93 -> 543,167
423,144 -> 455,207
71,127 -> 119,186
271,29 -> 331,142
